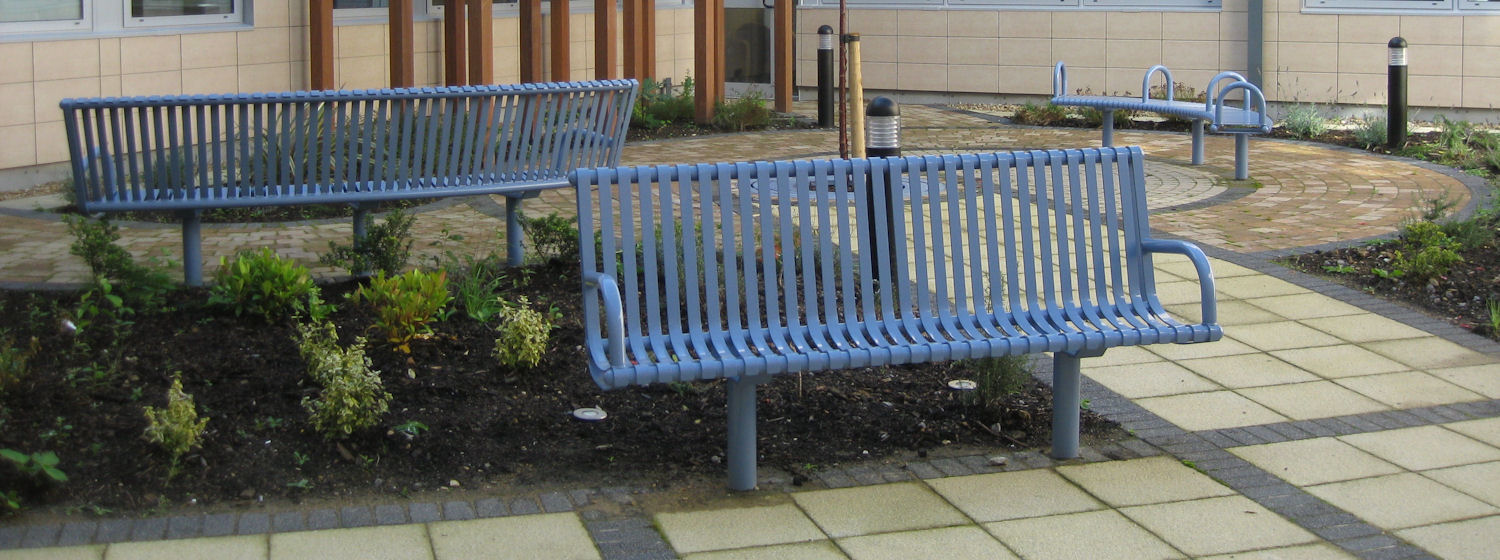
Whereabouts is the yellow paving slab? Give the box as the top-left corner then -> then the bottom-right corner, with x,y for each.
1226,321 -> 1344,352
836,526 -> 1017,560
1334,371 -> 1486,408
1363,337 -> 1496,370
269,524 -> 432,560
1166,299 -> 1285,326
104,535 -> 267,560
1119,496 -> 1319,557
1146,338 -> 1259,361
1238,381 -> 1392,420
927,469 -> 1104,523
791,482 -> 969,539
428,513 -> 600,560
1229,438 -> 1404,486
1299,314 -> 1432,343
0,546 -> 102,560
1268,345 -> 1410,379
1086,345 -> 1165,367
1212,275 -> 1311,300
681,541 -> 848,560
1240,293 -> 1365,321
1083,361 -> 1222,399
1198,542 -> 1356,559
983,509 -> 1183,560
1395,515 -> 1500,560
656,504 -> 824,554
1176,354 -> 1319,389
1340,425 -> 1500,471
1135,390 -> 1290,432
1056,456 -> 1236,508
1424,461 -> 1500,508
1444,417 -> 1500,447
1428,364 -> 1500,399
1305,473 -> 1498,530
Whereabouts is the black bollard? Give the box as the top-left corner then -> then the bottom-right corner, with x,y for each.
1388,37 -> 1407,150
818,25 -> 835,128
865,97 -> 900,282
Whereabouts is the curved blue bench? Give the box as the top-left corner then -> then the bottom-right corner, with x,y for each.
574,147 -> 1223,490
62,80 -> 639,285
1051,62 -> 1271,179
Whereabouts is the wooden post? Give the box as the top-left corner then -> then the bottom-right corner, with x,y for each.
595,0 -> 617,79
773,0 -> 792,112
390,0 -> 415,87
693,0 -> 720,123
550,0 -> 570,81
520,0 -> 544,82
643,0 -> 657,79
443,0 -> 468,85
467,0 -> 493,84
622,0 -> 641,80
309,0 -> 334,90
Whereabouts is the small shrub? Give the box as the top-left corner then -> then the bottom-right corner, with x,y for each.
521,213 -> 580,264
63,216 -> 175,310
1352,115 -> 1389,149
209,248 -> 327,323
632,77 -> 696,129
351,269 -> 453,353
970,355 -> 1033,408
320,209 -> 416,277
1148,81 -> 1203,103
492,297 -> 552,369
713,92 -> 774,132
1080,107 -> 1133,129
1281,104 -> 1329,139
1395,221 -> 1463,284
296,322 -> 390,439
450,258 -> 506,322
1012,102 -> 1068,127
142,375 -> 210,478
0,336 -> 40,395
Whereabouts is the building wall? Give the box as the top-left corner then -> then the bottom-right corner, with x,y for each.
0,1 -> 695,173
794,4 -> 1500,114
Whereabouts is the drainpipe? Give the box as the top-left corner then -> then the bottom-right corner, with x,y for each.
1248,0 -> 1264,88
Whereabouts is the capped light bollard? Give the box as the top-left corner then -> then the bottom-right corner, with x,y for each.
1388,37 -> 1408,150
817,25 -> 836,128
864,97 -> 901,283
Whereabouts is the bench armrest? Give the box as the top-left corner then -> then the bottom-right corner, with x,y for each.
582,272 -> 628,368
1053,61 -> 1068,97
1141,65 -> 1173,103
1211,81 -> 1272,133
1202,71 -> 1249,112
1141,239 -> 1219,326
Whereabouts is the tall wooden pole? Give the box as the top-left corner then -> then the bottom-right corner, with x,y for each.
390,0 -> 415,87
309,0 -> 334,90
443,0 -> 468,85
467,0 -> 493,84
622,0 -> 641,80
594,0 -> 617,79
694,0 -> 720,123
550,0 -> 570,81
520,0 -> 544,82
643,0 -> 656,80
773,0 -> 792,112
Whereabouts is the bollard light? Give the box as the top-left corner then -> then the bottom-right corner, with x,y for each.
817,25 -> 835,128
818,25 -> 835,50
866,96 -> 900,158
1388,37 -> 1408,150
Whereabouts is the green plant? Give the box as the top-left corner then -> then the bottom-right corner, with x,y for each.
1080,106 -> 1132,129
967,355 -> 1033,408
351,269 -> 453,353
296,322 -> 391,439
320,209 -> 416,277
210,248 -> 328,323
1281,104 -> 1329,139
712,92 -> 774,132
1322,264 -> 1356,274
142,375 -> 210,479
492,296 -> 552,369
1352,115 -> 1389,149
393,420 -> 429,438
521,212 -> 581,264
0,336 -> 39,394
1,449 -> 68,483
632,77 -> 696,129
1012,102 -> 1068,127
1393,221 -> 1464,284
449,258 -> 506,322
63,216 -> 175,310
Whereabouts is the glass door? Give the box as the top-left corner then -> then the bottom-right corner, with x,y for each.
723,0 -> 773,98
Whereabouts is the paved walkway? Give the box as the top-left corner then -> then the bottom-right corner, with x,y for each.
2,104 -> 1499,559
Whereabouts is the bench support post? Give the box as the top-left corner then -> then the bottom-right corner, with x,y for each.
1191,121 -> 1205,165
1100,110 -> 1115,147
1234,134 -> 1250,180
1051,352 -> 1083,459
727,375 -> 765,491
181,210 -> 203,287
506,196 -> 525,267
352,204 -> 371,277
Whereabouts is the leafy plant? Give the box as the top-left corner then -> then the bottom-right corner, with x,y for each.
521,213 -> 580,264
0,336 -> 39,395
296,322 -> 391,439
142,375 -> 210,479
1488,299 -> 1500,334
393,420 -> 429,438
1322,264 -> 1356,274
632,77 -> 696,129
1,449 -> 68,483
493,296 -> 552,369
1352,115 -> 1389,150
1011,102 -> 1068,127
63,216 -> 175,311
450,258 -> 506,322
209,248 -> 328,323
1281,104 -> 1329,139
321,209 -> 416,277
1080,106 -> 1133,129
351,269 -> 453,353
712,92 -> 774,132
1393,221 -> 1464,284
969,355 -> 1033,408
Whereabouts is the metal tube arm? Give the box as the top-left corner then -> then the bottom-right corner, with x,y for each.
1141,239 -> 1218,326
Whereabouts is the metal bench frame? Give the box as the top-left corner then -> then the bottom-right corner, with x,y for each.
62,80 -> 638,285
574,147 -> 1223,490
1051,63 -> 1271,179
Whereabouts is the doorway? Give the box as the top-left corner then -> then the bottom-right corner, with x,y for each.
723,0 -> 773,97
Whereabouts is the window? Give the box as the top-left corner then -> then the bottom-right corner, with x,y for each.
806,0 -> 1220,9
0,0 -> 243,37
1304,0 -> 1499,12
126,0 -> 238,26
0,0 -> 88,31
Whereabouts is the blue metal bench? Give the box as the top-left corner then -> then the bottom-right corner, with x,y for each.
61,80 -> 639,285
1051,62 -> 1271,179
573,147 -> 1222,490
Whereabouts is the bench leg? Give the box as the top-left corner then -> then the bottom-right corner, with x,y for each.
1051,352 -> 1082,460
352,204 -> 370,277
1234,134 -> 1250,180
1101,110 -> 1115,147
505,196 -> 525,268
1191,121 -> 1205,165
181,210 -> 203,287
727,375 -> 765,491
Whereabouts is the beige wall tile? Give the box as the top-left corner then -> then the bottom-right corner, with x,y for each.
339,24 -> 387,58
0,84 -> 33,127
1466,46 -> 1500,77
415,21 -> 440,52
181,33 -> 238,69
238,27 -> 292,65
1337,43 -> 1386,75
1223,0 -> 1249,12
897,63 -> 946,92
998,12 -> 1051,39
1277,13 -> 1338,42
1398,15 -> 1462,46
99,75 -> 120,97
494,18 -> 520,48
1106,39 -> 1161,70
1219,41 -> 1248,75
998,64 -> 1053,95
35,120 -> 68,164
1163,41 -> 1221,72
1276,42 -> 1338,73
1339,15 -> 1399,44
898,10 -> 947,37
1107,12 -> 1163,41
1275,71 -> 1338,103
863,62 -> 898,90
1162,13 -> 1220,41
1463,16 -> 1500,46
33,40 -> 99,81
1219,11 -> 1248,42
798,9 -> 837,34
997,38 -> 1051,68
1335,73 -> 1385,105
1107,68 -> 1149,96
947,37 -> 999,66
33,77 -> 98,123
948,10 -> 998,37
1055,12 -> 1106,39
257,0 -> 291,27
1409,44 -> 1463,76
1053,38 -> 1108,68
1409,74 -> 1462,108
98,38 -> 121,76
948,64 -> 999,93
849,10 -> 900,36
899,36 -> 947,64
238,62 -> 292,93
121,71 -> 182,97
121,35 -> 183,75
337,55 -> 387,90
0,43 -> 33,84
1464,76 -> 1500,108
0,124 -> 37,168
181,67 -> 239,94
1060,65 -> 1107,95
861,36 -> 898,64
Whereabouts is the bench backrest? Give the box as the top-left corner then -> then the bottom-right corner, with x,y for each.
575,147 -> 1180,386
62,80 -> 638,212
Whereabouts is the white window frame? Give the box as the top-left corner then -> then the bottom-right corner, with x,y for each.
1304,0 -> 1498,13
1,0 -> 245,38
0,0 -> 91,33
